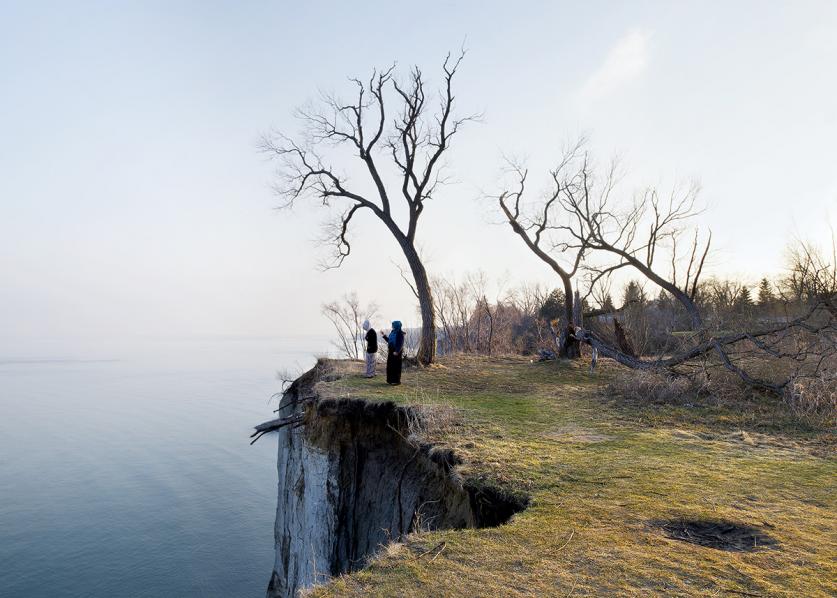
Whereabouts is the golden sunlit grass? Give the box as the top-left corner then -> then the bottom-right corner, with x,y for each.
306,355 -> 835,597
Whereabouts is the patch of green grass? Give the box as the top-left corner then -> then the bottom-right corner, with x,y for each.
308,355 -> 836,597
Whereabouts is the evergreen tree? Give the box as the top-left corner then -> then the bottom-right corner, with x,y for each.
757,278 -> 774,306
735,286 -> 754,312
656,288 -> 674,310
539,289 -> 566,321
622,280 -> 646,308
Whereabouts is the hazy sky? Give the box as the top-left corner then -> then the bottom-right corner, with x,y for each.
2,1 -> 836,357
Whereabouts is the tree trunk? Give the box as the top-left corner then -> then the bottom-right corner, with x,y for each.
483,297 -> 494,357
402,244 -> 436,365
561,277 -> 581,359
613,318 -> 637,357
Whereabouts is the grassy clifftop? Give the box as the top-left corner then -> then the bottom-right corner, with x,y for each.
307,356 -> 835,597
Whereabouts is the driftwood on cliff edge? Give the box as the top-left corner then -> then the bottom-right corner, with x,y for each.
252,361 -> 333,444
250,414 -> 305,445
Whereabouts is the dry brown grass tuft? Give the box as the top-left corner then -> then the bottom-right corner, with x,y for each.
784,371 -> 837,428
608,363 -> 837,431
401,387 -> 464,444
607,369 -> 699,404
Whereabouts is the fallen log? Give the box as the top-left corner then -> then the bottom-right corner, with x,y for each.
573,300 -> 836,395
250,414 -> 305,444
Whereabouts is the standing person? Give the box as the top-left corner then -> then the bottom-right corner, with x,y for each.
362,320 -> 377,378
381,320 -> 405,385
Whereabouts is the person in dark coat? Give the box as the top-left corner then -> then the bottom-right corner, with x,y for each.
362,320 -> 377,378
381,320 -> 404,385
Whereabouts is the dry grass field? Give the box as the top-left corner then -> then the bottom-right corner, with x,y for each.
305,355 -> 835,597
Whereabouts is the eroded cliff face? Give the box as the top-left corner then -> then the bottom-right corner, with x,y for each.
265,364 -> 525,598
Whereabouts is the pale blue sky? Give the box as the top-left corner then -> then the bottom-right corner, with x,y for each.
2,1 -> 836,357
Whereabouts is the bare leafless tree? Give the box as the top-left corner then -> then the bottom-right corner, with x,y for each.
560,164 -> 710,330
499,140 -> 836,395
432,271 -> 528,356
432,273 -> 478,354
321,292 -> 378,360
492,141 -> 591,357
781,235 -> 837,303
262,52 -> 476,365
431,275 -> 457,355
704,278 -> 746,311
465,272 -> 496,355
510,282 -> 554,353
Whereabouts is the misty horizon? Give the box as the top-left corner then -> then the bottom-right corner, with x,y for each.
2,1 -> 836,352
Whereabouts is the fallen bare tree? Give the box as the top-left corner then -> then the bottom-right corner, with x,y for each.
262,52 -> 476,365
579,299 -> 835,393
497,141 -> 836,395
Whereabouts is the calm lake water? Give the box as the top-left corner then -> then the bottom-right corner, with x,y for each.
0,337 -> 327,597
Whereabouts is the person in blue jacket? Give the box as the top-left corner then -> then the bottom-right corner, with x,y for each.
381,321 -> 404,385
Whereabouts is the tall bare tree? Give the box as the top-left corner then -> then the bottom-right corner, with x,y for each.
262,52 -> 475,365
499,140 -> 835,395
493,142 -> 591,357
